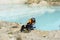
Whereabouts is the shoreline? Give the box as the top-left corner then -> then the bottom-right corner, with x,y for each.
0,21 -> 60,40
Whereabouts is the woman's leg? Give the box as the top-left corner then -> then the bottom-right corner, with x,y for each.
20,25 -> 25,32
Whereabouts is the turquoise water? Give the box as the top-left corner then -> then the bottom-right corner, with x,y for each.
0,4 -> 60,31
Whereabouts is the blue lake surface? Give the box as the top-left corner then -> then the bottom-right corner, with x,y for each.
0,4 -> 60,31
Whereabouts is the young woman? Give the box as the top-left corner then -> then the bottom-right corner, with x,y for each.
20,18 -> 36,32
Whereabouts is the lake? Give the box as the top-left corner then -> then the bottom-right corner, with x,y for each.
0,4 -> 60,31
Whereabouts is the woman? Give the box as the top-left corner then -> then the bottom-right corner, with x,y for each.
20,18 -> 36,32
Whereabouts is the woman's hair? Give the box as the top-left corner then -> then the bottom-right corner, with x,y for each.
31,18 -> 36,23
28,18 -> 36,24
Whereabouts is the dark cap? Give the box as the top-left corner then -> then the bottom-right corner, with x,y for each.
31,18 -> 36,23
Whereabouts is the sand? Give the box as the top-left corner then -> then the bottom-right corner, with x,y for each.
0,21 -> 60,40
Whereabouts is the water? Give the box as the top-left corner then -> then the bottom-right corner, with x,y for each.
0,4 -> 60,31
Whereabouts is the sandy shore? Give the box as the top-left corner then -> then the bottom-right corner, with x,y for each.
0,21 -> 60,40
